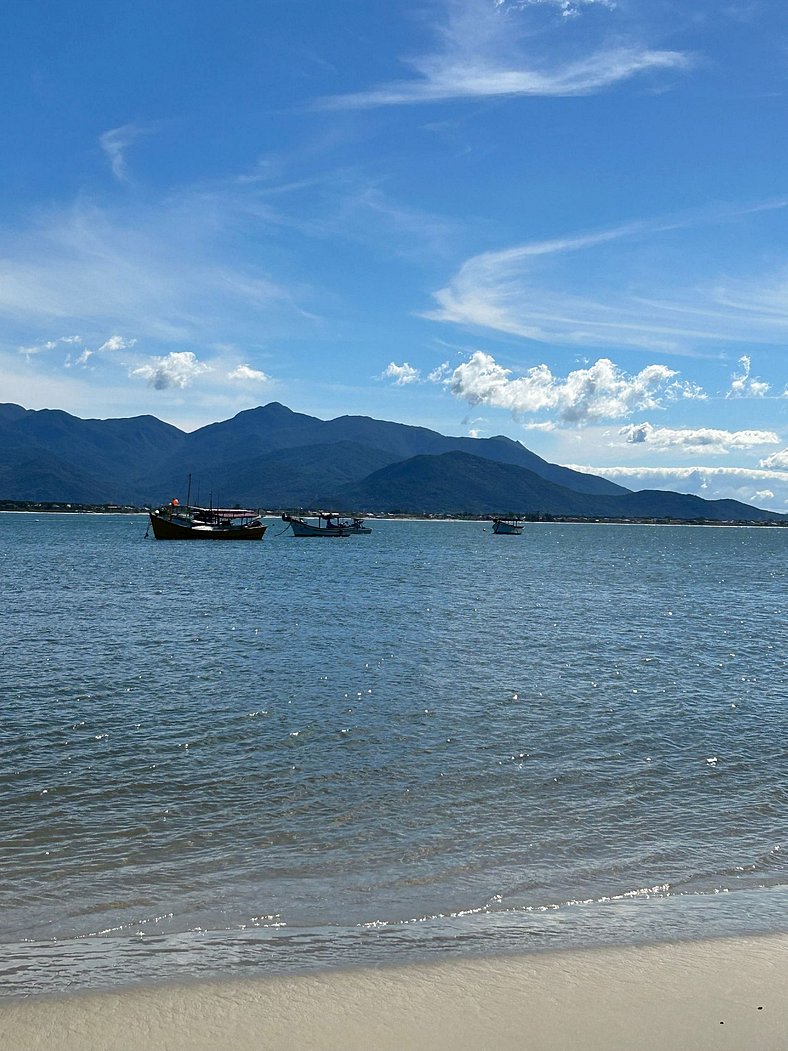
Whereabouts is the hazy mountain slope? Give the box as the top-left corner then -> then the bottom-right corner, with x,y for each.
0,405 -> 185,500
150,441 -> 396,509
0,452 -> 123,504
167,403 -> 629,497
172,403 -> 324,465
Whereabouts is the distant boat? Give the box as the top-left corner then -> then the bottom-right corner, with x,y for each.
281,512 -> 352,537
342,516 -> 372,534
148,502 -> 266,540
492,516 -> 525,535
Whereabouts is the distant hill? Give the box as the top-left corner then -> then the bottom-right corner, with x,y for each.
324,450 -> 783,523
324,451 -> 596,516
0,401 -> 783,523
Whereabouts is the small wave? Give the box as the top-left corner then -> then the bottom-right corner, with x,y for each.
75,912 -> 174,938
354,882 -> 720,931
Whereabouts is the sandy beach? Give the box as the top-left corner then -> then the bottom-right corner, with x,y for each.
1,934 -> 785,1051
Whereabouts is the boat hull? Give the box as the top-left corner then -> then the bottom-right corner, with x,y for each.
149,512 -> 266,540
283,516 -> 351,537
492,518 -> 524,535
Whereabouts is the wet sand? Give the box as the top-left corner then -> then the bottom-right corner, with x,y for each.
1,933 -> 785,1050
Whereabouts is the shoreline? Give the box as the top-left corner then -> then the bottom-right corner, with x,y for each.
2,508 -> 784,527
1,933 -> 785,1050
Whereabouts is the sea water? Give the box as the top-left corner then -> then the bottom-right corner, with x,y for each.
1,514 -> 785,996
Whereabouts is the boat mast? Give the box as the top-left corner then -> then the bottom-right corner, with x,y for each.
186,473 -> 192,510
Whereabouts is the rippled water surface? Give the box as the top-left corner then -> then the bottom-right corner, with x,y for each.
1,514 -> 786,995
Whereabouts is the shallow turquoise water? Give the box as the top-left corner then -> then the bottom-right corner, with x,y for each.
1,514 -> 786,995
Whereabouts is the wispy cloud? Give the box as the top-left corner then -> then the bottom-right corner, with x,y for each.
427,204 -> 788,354
98,335 -> 136,353
441,351 -> 704,423
522,419 -> 557,431
0,197 -> 295,346
0,161 -> 460,355
99,124 -> 149,182
319,0 -> 690,109
617,421 -> 780,455
563,462 -> 788,509
760,448 -> 788,469
64,348 -> 93,369
17,332 -> 135,366
503,1 -> 616,18
18,334 -> 82,360
727,354 -> 770,397
2,162 -> 463,418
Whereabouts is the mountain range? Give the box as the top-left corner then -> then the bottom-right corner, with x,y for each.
0,401 -> 783,522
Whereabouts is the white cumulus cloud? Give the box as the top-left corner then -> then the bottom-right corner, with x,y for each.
227,364 -> 270,382
384,361 -> 421,385
131,351 -> 211,390
444,352 -> 702,423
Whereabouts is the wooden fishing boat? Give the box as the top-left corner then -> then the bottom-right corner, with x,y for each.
148,502 -> 266,540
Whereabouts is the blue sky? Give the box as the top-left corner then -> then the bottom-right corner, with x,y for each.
1,0 -> 786,509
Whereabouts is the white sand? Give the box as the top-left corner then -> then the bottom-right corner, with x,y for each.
1,934 -> 785,1051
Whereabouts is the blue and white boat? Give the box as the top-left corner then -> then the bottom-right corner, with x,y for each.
282,512 -> 352,537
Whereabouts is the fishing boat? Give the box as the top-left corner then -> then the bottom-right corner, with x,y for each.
281,512 -> 352,537
148,501 -> 267,540
491,516 -> 525,535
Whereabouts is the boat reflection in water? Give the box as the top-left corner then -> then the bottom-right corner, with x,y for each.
148,501 -> 267,540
